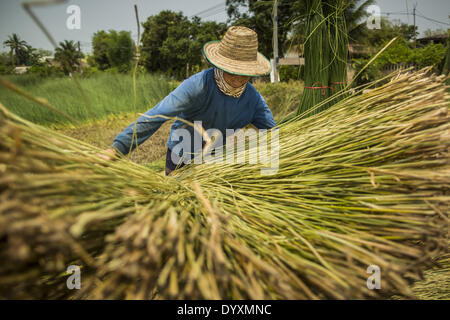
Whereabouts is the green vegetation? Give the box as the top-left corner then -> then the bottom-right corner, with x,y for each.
141,11 -> 227,79
0,73 -> 172,126
3,33 -> 32,66
0,1 -> 446,85
326,0 -> 349,105
54,40 -> 84,75
92,30 -> 135,72
0,73 -> 301,167
2,33 -> 49,68
359,17 -> 418,46
253,79 -> 303,120
352,39 -> 447,85
0,71 -> 302,126
227,0 -> 375,58
296,0 -> 332,117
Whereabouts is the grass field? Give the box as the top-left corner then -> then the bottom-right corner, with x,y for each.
0,73 -> 302,126
0,73 -> 173,127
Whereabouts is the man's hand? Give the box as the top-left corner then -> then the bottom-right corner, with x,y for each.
96,148 -> 117,161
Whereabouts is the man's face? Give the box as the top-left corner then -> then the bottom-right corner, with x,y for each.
223,71 -> 251,88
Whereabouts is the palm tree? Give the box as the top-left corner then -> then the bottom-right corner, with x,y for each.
3,33 -> 28,66
343,0 -> 376,43
54,40 -> 83,74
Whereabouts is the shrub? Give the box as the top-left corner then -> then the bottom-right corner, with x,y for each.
253,80 -> 303,119
412,43 -> 447,71
0,65 -> 14,75
81,66 -> 99,78
27,65 -> 64,77
279,65 -> 304,81
351,57 -> 381,86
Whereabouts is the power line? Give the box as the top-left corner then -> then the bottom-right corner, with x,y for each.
189,2 -> 226,19
380,12 -> 410,17
416,10 -> 450,26
380,11 -> 409,15
191,3 -> 224,17
198,7 -> 228,19
379,11 -> 450,27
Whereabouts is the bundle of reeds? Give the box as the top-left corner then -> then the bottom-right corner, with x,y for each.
172,68 -> 450,299
0,68 -> 449,299
325,0 -> 348,105
297,0 -> 331,116
410,253 -> 450,299
297,0 -> 350,117
0,109 -> 185,298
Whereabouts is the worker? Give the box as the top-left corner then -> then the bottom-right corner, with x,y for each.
99,26 -> 276,175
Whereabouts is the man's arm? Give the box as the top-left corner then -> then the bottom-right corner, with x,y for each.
251,92 -> 276,129
111,74 -> 205,156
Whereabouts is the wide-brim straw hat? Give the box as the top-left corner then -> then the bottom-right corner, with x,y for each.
203,26 -> 271,77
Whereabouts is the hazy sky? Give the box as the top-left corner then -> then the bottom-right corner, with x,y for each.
0,0 -> 449,53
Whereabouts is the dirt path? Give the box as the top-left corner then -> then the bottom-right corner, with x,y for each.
57,114 -> 172,167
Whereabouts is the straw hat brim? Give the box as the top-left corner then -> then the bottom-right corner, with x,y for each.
203,40 -> 272,77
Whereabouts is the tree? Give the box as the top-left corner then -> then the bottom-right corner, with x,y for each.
3,33 -> 28,66
225,0 -> 377,58
363,18 -> 418,47
159,17 -> 194,78
0,52 -> 10,66
15,45 -> 46,66
189,19 -> 228,71
54,40 -> 83,74
423,28 -> 448,38
352,38 -> 446,85
226,0 -> 307,59
412,43 -> 446,71
342,0 -> 375,43
92,31 -> 110,70
141,11 -> 227,79
37,48 -> 52,57
92,30 -> 135,72
107,31 -> 135,72
141,10 -> 187,74
160,17 -> 227,78
0,52 -> 13,74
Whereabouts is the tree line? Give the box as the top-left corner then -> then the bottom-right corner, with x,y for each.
1,0 -> 448,80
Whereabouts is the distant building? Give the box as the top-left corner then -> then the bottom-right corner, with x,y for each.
348,44 -> 376,57
417,34 -> 448,46
13,66 -> 30,74
284,43 -> 375,59
39,55 -> 58,66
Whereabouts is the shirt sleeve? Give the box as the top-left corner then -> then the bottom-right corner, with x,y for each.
112,73 -> 205,155
251,92 -> 276,129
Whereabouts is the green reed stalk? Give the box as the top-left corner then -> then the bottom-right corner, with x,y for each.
297,0 -> 331,117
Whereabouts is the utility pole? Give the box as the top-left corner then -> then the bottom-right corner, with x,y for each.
413,4 -> 417,48
77,41 -> 83,74
272,0 -> 279,83
405,0 -> 409,25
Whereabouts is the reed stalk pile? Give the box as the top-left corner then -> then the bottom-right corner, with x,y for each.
0,68 -> 448,299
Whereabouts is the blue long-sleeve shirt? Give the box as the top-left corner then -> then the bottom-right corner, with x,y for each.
112,68 -> 276,160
